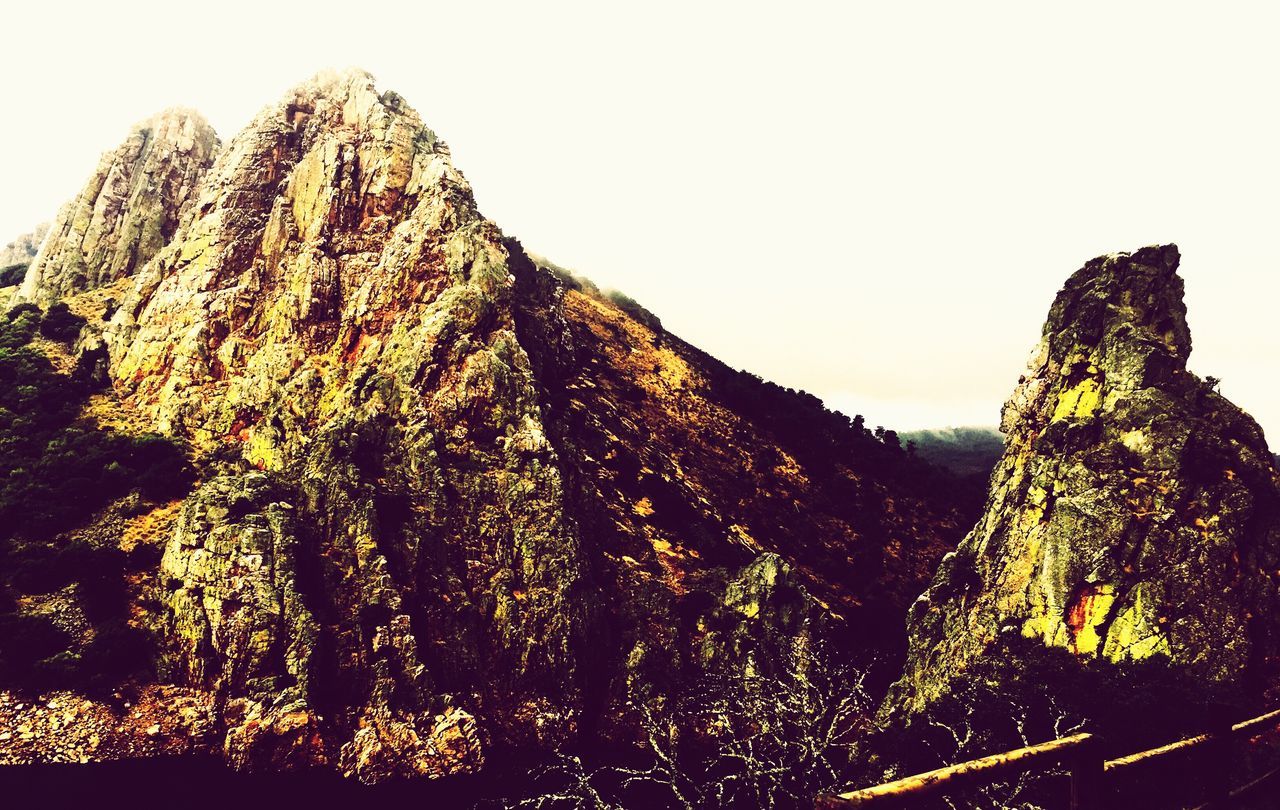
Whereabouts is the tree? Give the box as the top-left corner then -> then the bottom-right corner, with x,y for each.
882,430 -> 902,452
501,635 -> 872,809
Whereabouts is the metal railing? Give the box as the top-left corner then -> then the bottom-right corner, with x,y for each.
815,708 -> 1280,809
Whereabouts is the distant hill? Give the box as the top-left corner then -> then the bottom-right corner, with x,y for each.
902,426 -> 1004,478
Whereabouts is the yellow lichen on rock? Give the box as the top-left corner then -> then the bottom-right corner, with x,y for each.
1052,375 -> 1102,421
886,244 -> 1280,722
1101,584 -> 1172,661
289,140 -> 339,241
1067,583 -> 1117,655
1121,428 -> 1149,454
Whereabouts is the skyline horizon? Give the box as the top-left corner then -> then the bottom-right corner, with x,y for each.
4,3 -> 1277,438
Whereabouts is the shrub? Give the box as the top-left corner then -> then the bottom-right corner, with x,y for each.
1,540 -> 151,691
79,622 -> 153,685
0,320 -> 192,537
0,613 -> 71,689
39,302 -> 86,343
0,610 -> 153,692
0,299 -> 193,694
0,307 -> 39,349
604,289 -> 663,332
127,433 -> 194,501
0,263 -> 28,288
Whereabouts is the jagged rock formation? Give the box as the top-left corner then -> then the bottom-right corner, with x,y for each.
886,245 -> 1280,719
101,72 -> 594,779
2,69 -> 971,784
18,110 -> 218,304
0,223 -> 49,269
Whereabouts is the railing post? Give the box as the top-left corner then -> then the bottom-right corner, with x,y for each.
1202,716 -> 1233,808
1070,734 -> 1106,810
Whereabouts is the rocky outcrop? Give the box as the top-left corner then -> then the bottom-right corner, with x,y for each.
0,69 -> 969,783
18,110 -> 217,304
0,223 -> 48,269
158,472 -> 484,777
885,245 -> 1280,719
158,473 -> 325,769
104,69 -> 578,779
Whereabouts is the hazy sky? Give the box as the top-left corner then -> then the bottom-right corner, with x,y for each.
2,2 -> 1277,433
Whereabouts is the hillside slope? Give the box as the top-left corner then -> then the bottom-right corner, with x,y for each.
0,70 -> 972,787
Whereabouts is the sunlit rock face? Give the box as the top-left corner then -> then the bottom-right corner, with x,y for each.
886,244 -> 1280,718
9,68 -> 969,783
19,109 -> 218,304
107,69 -> 570,781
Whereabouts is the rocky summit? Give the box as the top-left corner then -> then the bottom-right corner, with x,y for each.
885,245 -> 1280,719
0,69 -> 971,786
18,109 -> 218,305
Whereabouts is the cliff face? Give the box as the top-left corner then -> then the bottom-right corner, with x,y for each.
100,71 -> 578,779
886,245 -> 1280,719
18,110 -> 218,304
0,69 -> 969,781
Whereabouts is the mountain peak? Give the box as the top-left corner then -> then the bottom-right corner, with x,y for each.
1050,242 -> 1189,357
1001,243 -> 1191,436
4,69 -> 971,787
17,107 -> 218,303
299,65 -> 376,86
886,244 -> 1280,719
264,68 -> 437,143
140,106 -> 215,139
280,68 -> 384,118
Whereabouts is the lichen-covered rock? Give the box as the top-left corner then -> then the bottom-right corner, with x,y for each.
12,68 -> 968,782
885,245 -> 1280,719
18,109 -> 217,303
711,553 -> 829,676
338,703 -> 483,783
159,474 -> 314,693
103,70 -> 582,779
157,474 -> 326,766
163,472 -> 484,778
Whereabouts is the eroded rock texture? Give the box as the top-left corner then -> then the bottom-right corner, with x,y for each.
105,70 -> 573,779
886,245 -> 1280,718
3,69 -> 969,783
19,109 -> 218,303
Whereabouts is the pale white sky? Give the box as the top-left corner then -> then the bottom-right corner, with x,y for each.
2,2 -> 1277,433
